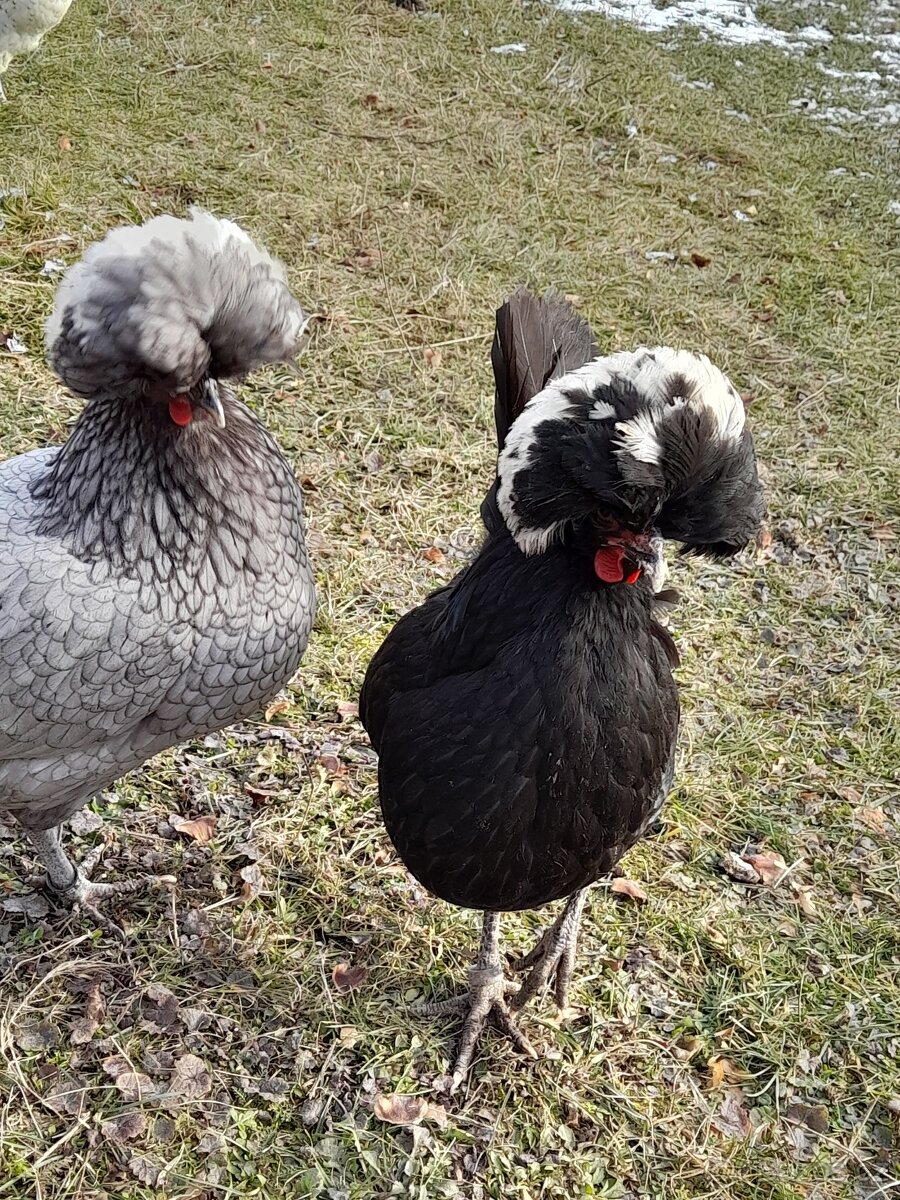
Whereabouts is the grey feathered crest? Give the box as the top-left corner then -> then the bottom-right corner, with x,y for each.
45,209 -> 306,399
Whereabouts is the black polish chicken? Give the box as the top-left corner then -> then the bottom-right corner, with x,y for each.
0,210 -> 315,932
360,288 -> 763,1089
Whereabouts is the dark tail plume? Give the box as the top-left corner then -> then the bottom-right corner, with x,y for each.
483,289 -> 598,530
490,288 -> 598,449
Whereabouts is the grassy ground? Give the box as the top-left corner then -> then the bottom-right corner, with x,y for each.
1,0 -> 899,1197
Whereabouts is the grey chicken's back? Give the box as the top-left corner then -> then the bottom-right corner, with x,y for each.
0,438 -> 314,831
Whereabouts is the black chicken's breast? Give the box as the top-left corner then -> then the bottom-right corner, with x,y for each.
361,532 -> 679,912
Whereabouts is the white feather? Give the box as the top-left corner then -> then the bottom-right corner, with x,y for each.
497,359 -> 613,551
589,400 -> 617,420
497,346 -> 745,553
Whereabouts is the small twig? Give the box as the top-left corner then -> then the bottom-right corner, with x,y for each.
378,331 -> 491,356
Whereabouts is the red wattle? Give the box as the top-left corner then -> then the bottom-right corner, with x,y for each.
168,395 -> 192,426
594,547 -> 625,583
625,567 -> 641,585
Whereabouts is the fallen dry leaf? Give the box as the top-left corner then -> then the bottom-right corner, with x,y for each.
424,347 -> 443,369
58,136 -> 72,151
795,888 -> 817,919
116,1072 -> 154,1103
240,862 -> 264,900
332,962 -> 369,993
342,248 -> 380,270
169,1053 -> 211,1100
265,697 -> 291,721
16,1022 -> 58,1052
690,251 -> 712,268
196,1130 -> 226,1154
422,546 -> 445,564
787,1102 -> 828,1134
374,1093 -> 448,1128
855,806 -> 890,836
101,1112 -> 147,1143
870,523 -> 896,541
129,1156 -> 162,1186
102,1055 -> 131,1079
336,700 -> 359,721
713,1089 -> 751,1139
838,784 -> 863,804
70,1016 -> 99,1045
85,980 -> 104,1023
756,527 -> 773,551
709,1056 -> 750,1088
610,877 -> 648,903
44,1075 -> 86,1117
720,851 -> 760,884
169,813 -> 216,845
244,783 -> 280,804
745,851 -> 788,886
2,892 -> 50,919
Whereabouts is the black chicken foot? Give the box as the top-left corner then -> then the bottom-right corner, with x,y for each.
509,889 -> 587,1013
24,826 -> 175,940
419,912 -> 538,1091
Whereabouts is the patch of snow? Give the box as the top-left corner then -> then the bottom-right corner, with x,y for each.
818,64 -> 881,83
733,209 -> 752,222
40,259 -> 66,277
657,153 -> 679,163
809,101 -> 900,127
725,108 -> 752,122
4,335 -> 27,354
888,200 -> 900,216
625,121 -> 639,137
555,1 -> 832,50
490,42 -> 528,54
645,250 -> 676,261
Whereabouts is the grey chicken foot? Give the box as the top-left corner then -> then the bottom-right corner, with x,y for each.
418,912 -> 537,1092
509,889 -> 587,1013
24,825 -> 175,940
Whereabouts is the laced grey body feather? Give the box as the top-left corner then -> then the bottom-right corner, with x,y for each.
0,212 -> 314,843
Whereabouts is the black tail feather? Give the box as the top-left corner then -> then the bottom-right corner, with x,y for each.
490,288 -> 598,449
483,289 -> 598,531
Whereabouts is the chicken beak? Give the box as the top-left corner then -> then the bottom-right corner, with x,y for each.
198,378 -> 226,428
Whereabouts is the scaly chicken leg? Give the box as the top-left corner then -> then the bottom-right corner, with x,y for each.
509,889 -> 588,1012
24,825 -> 174,939
419,912 -> 538,1091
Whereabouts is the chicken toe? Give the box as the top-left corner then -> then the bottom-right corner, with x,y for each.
510,889 -> 587,1013
418,912 -> 538,1091
24,825 -> 174,940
